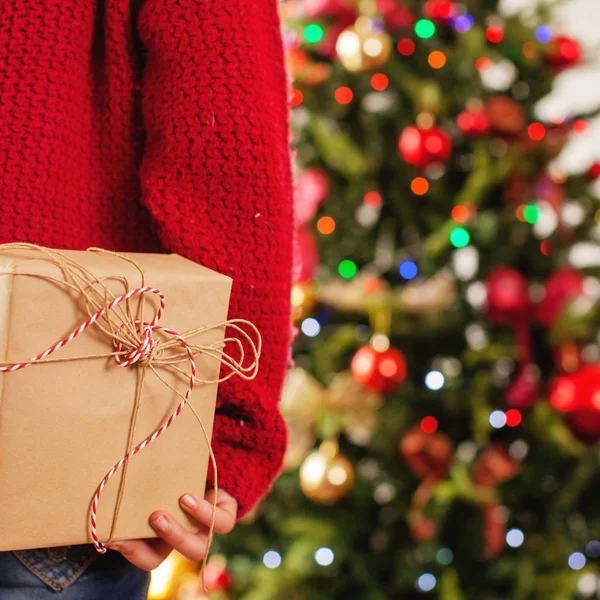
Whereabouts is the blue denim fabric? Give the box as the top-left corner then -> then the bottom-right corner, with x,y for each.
0,546 -> 150,598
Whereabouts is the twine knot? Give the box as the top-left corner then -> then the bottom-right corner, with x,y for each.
113,321 -> 160,368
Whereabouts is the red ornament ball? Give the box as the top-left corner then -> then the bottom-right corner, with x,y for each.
457,109 -> 491,136
586,162 -> 600,180
550,364 -> 600,441
351,344 -> 407,393
485,266 -> 531,326
203,563 -> 233,591
398,125 -> 452,168
545,36 -> 581,68
375,0 -> 415,30
536,267 -> 584,327
423,0 -> 455,20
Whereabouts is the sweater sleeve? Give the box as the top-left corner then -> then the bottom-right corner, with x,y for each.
136,0 -> 293,517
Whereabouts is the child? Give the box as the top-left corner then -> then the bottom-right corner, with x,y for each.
0,0 -> 293,597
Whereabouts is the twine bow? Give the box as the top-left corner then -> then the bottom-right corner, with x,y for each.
0,244 -> 261,587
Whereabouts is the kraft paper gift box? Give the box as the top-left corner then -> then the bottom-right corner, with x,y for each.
0,246 -> 236,551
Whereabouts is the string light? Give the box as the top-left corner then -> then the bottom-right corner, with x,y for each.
335,86 -> 353,105
452,205 -> 470,223
516,205 -> 527,222
371,73 -> 389,91
573,119 -> 589,135
475,57 -> 492,72
569,552 -> 586,571
489,410 -> 507,429
486,26 -> 504,44
505,409 -> 522,427
528,123 -> 546,141
450,227 -> 470,248
338,259 -> 357,279
453,14 -> 474,33
317,216 -> 336,234
416,573 -> 437,592
420,416 -> 438,434
263,550 -> 282,569
290,89 -> 303,107
523,204 -> 540,224
399,260 -> 418,280
397,38 -> 416,56
364,191 -> 382,207
304,24 -> 324,44
425,371 -> 445,390
301,318 -> 320,337
411,177 -> 429,195
415,19 -> 436,39
315,547 -> 335,566
536,25 -> 553,43
428,51 -> 446,69
506,529 -> 525,548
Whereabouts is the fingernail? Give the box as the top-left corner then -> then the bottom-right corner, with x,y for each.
152,515 -> 169,532
181,494 -> 197,510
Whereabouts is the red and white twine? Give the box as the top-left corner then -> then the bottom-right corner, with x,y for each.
0,286 -> 197,552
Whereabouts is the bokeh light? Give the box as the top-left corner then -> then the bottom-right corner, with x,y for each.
301,318 -> 320,337
569,552 -> 586,571
314,547 -> 335,566
411,177 -> 429,195
506,529 -> 525,548
450,227 -> 470,248
338,259 -> 358,279
398,38 -> 416,56
428,51 -> 447,69
420,416 -> 438,434
371,73 -> 389,91
317,216 -> 336,234
425,370 -> 445,390
399,260 -> 418,280
506,409 -> 522,427
364,191 -> 382,207
304,24 -> 324,44
486,26 -> 504,44
452,205 -> 470,223
263,550 -> 282,568
415,19 -> 436,39
416,573 -> 437,592
335,86 -> 353,105
528,123 -> 546,141
536,25 -> 553,43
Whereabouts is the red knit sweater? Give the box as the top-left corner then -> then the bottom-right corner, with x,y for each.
0,0 -> 293,518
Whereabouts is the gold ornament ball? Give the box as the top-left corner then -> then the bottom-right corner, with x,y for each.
300,440 -> 355,504
148,552 -> 197,600
336,17 -> 392,73
291,282 -> 316,322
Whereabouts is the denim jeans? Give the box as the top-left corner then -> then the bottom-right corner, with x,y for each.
0,545 -> 150,599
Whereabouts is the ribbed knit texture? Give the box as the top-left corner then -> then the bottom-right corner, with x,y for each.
0,0 -> 293,518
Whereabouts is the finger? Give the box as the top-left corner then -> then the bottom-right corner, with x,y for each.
107,538 -> 171,571
150,511 -> 209,562
179,490 -> 237,534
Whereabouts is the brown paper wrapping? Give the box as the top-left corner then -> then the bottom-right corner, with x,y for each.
0,249 -> 232,551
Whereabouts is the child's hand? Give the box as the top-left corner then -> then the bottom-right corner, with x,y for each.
107,489 -> 237,570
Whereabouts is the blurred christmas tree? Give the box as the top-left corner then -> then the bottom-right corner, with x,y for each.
158,1 -> 600,599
